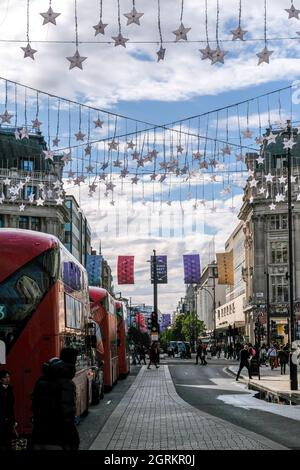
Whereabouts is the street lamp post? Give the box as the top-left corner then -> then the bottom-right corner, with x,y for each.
286,120 -> 298,391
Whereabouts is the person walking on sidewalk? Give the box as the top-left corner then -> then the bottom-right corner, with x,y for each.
278,346 -> 289,375
236,344 -> 252,381
147,342 -> 159,369
195,342 -> 203,365
267,344 -> 278,370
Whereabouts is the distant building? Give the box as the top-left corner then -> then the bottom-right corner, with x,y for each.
0,127 -> 91,265
86,250 -> 103,287
197,262 -> 226,335
64,195 -> 91,265
0,127 -> 67,240
215,222 -> 246,344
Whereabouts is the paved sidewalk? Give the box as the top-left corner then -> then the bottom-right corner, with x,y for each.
89,365 -> 285,450
228,364 -> 300,403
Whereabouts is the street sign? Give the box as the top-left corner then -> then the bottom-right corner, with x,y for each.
151,334 -> 159,341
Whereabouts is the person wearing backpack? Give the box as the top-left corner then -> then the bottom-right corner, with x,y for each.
32,347 -> 80,450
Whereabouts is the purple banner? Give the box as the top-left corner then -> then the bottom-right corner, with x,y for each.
183,254 -> 201,284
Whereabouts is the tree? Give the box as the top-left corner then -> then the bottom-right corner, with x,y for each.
181,312 -> 206,342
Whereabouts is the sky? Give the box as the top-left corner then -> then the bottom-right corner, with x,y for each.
1,0 -> 300,313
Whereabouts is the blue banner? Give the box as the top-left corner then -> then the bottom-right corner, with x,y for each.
183,254 -> 201,284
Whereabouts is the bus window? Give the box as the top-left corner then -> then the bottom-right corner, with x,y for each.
0,249 -> 59,352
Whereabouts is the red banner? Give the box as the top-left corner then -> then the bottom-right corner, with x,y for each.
117,256 -> 134,284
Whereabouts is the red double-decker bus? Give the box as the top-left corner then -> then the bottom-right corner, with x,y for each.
0,229 -> 99,435
89,287 -> 118,390
116,301 -> 130,379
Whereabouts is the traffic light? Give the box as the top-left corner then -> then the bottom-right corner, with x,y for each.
147,318 -> 152,329
151,311 -> 158,333
284,323 -> 289,335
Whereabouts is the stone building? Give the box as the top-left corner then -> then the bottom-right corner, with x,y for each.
239,127 -> 300,344
0,127 -> 91,264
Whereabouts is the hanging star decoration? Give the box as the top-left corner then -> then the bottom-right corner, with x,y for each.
283,138 -> 296,149
199,45 -> 215,61
257,46 -> 273,65
85,144 -> 92,155
124,7 -> 144,25
52,137 -> 60,147
172,23 -> 191,41
36,197 -> 45,206
66,49 -> 87,70
285,3 -> 300,19
86,164 -> 94,173
19,203 -> 25,212
93,20 -> 108,35
94,117 -> 104,128
1,110 -> 13,123
108,139 -> 119,151
266,131 -> 277,144
256,155 -> 265,165
127,140 -> 135,149
21,43 -> 37,60
20,127 -> 29,139
243,128 -> 253,138
269,203 -> 276,210
211,46 -> 228,65
231,26 -> 247,41
55,197 -> 64,206
43,150 -> 54,161
131,175 -> 139,184
74,130 -> 86,141
265,173 -> 273,183
40,6 -> 61,25
32,118 -> 42,129
157,45 -> 166,62
112,33 -> 129,47
62,151 -> 72,163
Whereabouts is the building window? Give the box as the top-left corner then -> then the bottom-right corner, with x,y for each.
0,215 -> 4,227
18,216 -> 29,229
271,275 -> 288,303
23,186 -> 36,200
271,242 -> 288,264
21,159 -> 34,172
31,217 -> 41,231
272,154 -> 287,170
269,215 -> 288,230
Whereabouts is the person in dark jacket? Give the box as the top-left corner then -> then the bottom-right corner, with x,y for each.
147,342 -> 159,369
32,347 -> 80,450
236,344 -> 252,381
0,370 -> 16,450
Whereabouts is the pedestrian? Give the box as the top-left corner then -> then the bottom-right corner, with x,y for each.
236,344 -> 252,381
267,344 -> 278,370
195,342 -> 202,365
0,370 -> 16,450
32,347 -> 80,450
201,344 -> 208,365
138,345 -> 146,365
147,342 -> 159,369
278,346 -> 289,375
